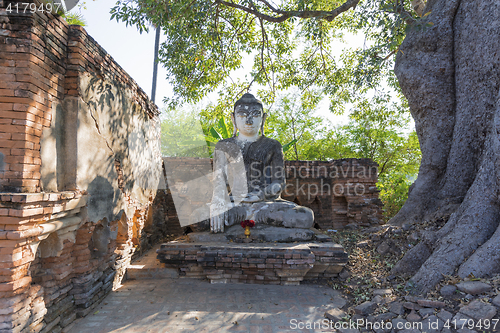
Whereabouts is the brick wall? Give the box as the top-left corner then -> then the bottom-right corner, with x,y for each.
0,1 -> 164,332
284,159 -> 382,230
158,157 -> 383,234
0,4 -> 66,193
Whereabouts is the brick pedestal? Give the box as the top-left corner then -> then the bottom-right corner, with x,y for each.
157,242 -> 347,285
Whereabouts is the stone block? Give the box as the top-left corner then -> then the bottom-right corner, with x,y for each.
156,241 -> 347,285
0,295 -> 26,315
436,309 -> 453,322
389,302 -> 404,315
307,263 -> 328,274
456,281 -> 492,295
492,294 -> 500,307
354,301 -> 377,316
440,285 -> 457,296
0,276 -> 31,292
275,268 -> 310,278
280,280 -> 299,286
324,265 -> 344,274
406,309 -> 421,322
373,288 -> 392,297
459,300 -> 497,320
419,307 -> 435,318
416,299 -> 446,308
325,308 -> 347,322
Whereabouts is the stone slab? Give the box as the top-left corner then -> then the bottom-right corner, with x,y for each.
325,308 -> 347,322
459,300 -> 497,321
440,285 -> 457,296
493,294 -> 500,307
187,224 -> 317,243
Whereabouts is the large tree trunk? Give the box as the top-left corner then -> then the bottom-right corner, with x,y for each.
390,0 -> 500,293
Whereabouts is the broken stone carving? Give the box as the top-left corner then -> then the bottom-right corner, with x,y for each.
209,93 -> 314,233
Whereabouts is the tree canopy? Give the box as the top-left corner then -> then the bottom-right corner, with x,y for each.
110,0 -> 422,108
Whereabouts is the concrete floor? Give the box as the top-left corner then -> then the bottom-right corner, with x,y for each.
68,277 -> 347,333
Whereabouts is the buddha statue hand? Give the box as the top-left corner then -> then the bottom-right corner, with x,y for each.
210,199 -> 233,233
240,182 -> 281,203
241,190 -> 264,203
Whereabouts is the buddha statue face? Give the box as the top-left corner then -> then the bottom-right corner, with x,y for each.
232,93 -> 266,139
234,104 -> 263,137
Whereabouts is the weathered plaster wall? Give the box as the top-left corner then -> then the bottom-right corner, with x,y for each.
0,1 -> 164,332
41,72 -> 162,223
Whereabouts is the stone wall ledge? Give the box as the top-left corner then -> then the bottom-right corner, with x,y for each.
0,215 -> 82,241
0,192 -> 87,226
0,191 -> 84,203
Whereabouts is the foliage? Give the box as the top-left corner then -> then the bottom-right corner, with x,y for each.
335,93 -> 419,177
160,106 -> 209,157
61,11 -> 87,26
378,170 -> 415,221
109,0 -> 422,109
328,93 -> 421,220
265,91 -> 324,160
204,116 -> 231,156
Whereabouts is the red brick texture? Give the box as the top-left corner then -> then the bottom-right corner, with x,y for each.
0,1 -> 160,332
0,5 -> 68,194
284,159 -> 383,230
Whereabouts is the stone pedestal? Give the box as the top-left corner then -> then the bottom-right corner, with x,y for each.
156,241 -> 347,285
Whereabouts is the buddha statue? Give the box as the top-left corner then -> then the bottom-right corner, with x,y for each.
209,93 -> 314,233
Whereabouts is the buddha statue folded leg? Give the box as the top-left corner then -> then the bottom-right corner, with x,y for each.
245,200 -> 314,229
190,201 -> 314,232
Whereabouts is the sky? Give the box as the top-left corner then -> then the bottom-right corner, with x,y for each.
79,0 -> 171,104
75,0 -> 367,124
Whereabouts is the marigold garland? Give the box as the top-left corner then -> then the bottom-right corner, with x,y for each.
240,220 -> 255,228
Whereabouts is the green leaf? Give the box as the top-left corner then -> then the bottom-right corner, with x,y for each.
209,127 -> 223,141
218,117 -> 229,139
282,139 -> 298,152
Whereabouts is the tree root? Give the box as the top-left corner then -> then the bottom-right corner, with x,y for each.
392,142 -> 500,294
390,242 -> 432,277
458,225 -> 500,278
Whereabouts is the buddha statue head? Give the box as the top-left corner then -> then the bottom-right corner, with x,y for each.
231,93 -> 267,140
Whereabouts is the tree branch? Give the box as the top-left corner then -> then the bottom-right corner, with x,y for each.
215,0 -> 360,23
258,17 -> 270,85
256,0 -> 279,13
